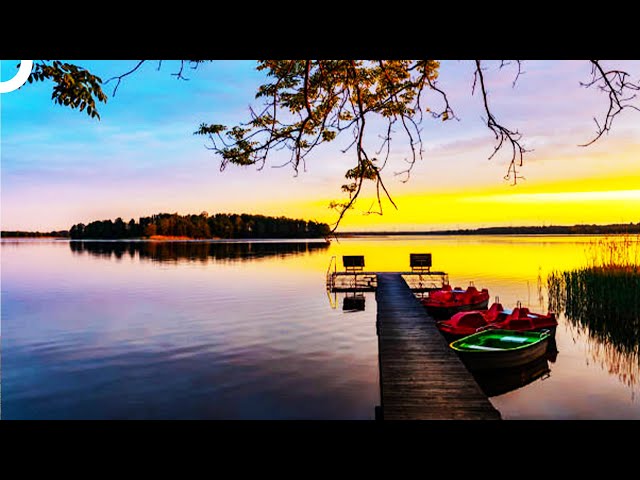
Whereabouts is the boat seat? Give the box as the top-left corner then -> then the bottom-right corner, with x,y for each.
485,303 -> 504,322
506,319 -> 533,330
463,344 -> 503,351
458,313 -> 487,328
506,308 -> 525,320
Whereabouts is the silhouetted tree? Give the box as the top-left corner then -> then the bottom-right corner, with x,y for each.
68,212 -> 330,239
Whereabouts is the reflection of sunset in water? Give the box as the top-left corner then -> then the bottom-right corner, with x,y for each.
2,235 -> 638,419
327,235 -> 597,274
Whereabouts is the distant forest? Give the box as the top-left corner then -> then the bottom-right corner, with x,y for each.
337,223 -> 640,236
442,224 -> 640,235
68,212 -> 331,239
1,230 -> 69,238
4,221 -> 639,240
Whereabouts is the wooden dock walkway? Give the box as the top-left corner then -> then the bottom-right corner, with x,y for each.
375,273 -> 501,420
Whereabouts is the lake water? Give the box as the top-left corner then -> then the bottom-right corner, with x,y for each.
2,235 -> 638,419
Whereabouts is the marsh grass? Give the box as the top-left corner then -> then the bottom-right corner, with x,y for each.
547,234 -> 640,387
584,233 -> 640,270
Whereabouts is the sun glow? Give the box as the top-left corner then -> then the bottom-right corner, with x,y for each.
285,185 -> 640,232
466,190 -> 640,203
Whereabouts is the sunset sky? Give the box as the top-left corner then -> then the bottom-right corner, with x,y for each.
1,59 -> 639,232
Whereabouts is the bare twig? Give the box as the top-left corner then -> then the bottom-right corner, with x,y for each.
499,60 -> 525,88
580,60 -> 640,147
474,60 -> 530,184
105,60 -> 147,96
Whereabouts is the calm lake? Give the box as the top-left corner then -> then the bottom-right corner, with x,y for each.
2,235 -> 638,419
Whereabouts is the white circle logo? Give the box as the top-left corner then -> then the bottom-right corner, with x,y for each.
0,60 -> 34,94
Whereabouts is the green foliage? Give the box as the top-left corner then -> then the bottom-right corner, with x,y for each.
28,61 -> 108,119
69,212 -> 330,239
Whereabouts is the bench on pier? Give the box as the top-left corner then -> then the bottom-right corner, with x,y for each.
342,255 -> 365,273
410,253 -> 432,273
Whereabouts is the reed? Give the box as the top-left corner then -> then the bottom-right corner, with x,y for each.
547,234 -> 639,377
583,233 -> 640,270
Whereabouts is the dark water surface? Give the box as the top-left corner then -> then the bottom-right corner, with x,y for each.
2,236 -> 638,419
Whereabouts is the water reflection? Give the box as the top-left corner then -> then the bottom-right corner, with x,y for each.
69,239 -> 330,263
3,239 -> 378,419
472,356 -> 552,398
547,268 -> 640,389
343,294 -> 366,312
4,235 -> 639,419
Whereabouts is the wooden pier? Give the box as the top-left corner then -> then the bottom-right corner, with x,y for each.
375,273 -> 501,420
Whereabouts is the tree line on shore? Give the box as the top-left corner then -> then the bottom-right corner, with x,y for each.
66,212 -> 331,239
1,230 -> 69,238
4,221 -> 639,239
337,223 -> 640,236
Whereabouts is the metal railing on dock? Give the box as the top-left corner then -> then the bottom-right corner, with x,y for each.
325,255 -> 337,290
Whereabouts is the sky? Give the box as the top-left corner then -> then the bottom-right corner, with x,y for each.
1,59 -> 639,232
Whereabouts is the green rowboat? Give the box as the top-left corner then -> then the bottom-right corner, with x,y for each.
449,329 -> 551,371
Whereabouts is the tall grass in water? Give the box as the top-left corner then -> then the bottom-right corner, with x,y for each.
547,234 -> 639,388
584,234 -> 640,270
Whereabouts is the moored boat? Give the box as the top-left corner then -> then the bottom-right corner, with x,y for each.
436,300 -> 506,340
489,304 -> 557,335
436,301 -> 557,340
419,283 -> 490,319
449,329 -> 551,371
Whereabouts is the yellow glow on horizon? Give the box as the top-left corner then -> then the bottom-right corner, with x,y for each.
463,189 -> 640,203
232,144 -> 640,231
272,185 -> 640,231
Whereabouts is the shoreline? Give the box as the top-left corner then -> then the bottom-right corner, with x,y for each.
4,223 -> 639,240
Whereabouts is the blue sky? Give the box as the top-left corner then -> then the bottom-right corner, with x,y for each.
2,60 -> 639,231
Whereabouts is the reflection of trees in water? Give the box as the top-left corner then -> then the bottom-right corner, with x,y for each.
586,332 -> 638,392
69,240 -> 330,263
548,268 -> 640,389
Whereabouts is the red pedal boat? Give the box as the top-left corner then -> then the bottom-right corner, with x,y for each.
490,304 -> 557,334
436,301 -> 557,341
419,283 -> 490,319
436,300 -> 507,339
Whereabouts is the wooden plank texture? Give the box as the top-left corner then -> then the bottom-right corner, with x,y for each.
376,273 -> 501,420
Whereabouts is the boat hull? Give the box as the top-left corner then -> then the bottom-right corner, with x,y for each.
450,330 -> 551,371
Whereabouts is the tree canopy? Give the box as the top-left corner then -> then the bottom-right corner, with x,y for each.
69,212 -> 331,239
22,60 -> 640,232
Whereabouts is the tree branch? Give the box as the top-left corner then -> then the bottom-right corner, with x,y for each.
474,60 -> 529,185
579,60 -> 640,147
105,60 -> 147,96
